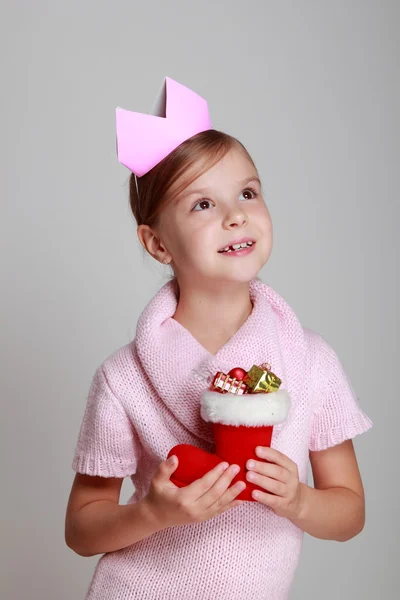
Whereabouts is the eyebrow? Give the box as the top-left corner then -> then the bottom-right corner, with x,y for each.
177,176 -> 262,202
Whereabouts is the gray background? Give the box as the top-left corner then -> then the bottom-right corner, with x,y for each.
1,1 -> 398,598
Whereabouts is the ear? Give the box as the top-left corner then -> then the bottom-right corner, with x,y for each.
137,224 -> 171,265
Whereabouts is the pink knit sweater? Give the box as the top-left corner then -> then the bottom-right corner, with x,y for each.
72,278 -> 373,600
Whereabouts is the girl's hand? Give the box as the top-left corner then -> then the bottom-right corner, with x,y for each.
143,455 -> 246,530
246,446 -> 305,519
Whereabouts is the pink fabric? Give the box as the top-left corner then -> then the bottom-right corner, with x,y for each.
72,278 -> 373,600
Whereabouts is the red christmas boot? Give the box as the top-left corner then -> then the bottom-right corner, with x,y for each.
168,365 -> 291,501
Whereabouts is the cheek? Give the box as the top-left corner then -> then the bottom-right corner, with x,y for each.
184,224 -> 217,252
255,210 -> 273,253
173,230 -> 209,264
265,217 -> 273,238
252,205 -> 272,233
164,219 -> 195,254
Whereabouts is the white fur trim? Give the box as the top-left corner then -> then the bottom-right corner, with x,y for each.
200,389 -> 291,426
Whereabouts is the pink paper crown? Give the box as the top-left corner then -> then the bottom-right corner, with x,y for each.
116,76 -> 213,177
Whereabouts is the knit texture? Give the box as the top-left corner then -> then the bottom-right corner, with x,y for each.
72,278 -> 373,600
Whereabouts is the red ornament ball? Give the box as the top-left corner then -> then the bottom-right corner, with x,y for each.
228,367 -> 247,381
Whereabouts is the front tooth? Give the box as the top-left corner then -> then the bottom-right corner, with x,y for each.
240,242 -> 248,248
232,244 -> 242,250
223,246 -> 230,251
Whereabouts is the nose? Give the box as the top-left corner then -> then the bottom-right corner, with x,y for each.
223,206 -> 248,229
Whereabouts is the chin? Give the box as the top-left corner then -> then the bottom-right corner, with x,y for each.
213,268 -> 261,286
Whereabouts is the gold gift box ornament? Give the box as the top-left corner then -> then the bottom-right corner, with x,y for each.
212,362 -> 281,395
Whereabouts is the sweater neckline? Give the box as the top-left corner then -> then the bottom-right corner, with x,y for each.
133,278 -> 305,443
165,283 -> 260,361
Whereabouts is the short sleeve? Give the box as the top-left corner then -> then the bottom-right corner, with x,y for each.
72,366 -> 141,477
309,334 -> 373,451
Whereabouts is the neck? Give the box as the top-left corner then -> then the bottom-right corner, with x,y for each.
172,278 -> 254,355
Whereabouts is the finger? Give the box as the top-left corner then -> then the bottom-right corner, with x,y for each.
216,498 -> 245,515
154,455 -> 179,483
247,460 -> 289,483
255,446 -> 297,473
246,471 -> 286,496
208,479 -> 247,512
252,488 -> 280,507
196,464 -> 242,506
185,461 -> 230,497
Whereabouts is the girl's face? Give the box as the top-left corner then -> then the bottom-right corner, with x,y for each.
155,145 -> 273,287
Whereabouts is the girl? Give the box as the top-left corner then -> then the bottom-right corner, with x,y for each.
65,77 -> 373,600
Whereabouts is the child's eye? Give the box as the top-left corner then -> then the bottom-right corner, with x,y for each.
192,199 -> 213,211
192,188 -> 258,212
239,187 -> 258,201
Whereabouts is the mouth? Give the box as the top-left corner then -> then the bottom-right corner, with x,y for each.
218,239 -> 256,254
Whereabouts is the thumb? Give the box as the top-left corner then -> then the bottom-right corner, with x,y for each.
162,454 -> 178,477
153,455 -> 178,484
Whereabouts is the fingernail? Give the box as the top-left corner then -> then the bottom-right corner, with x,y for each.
220,462 -> 229,470
231,465 -> 240,475
247,460 -> 255,469
168,455 -> 176,464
